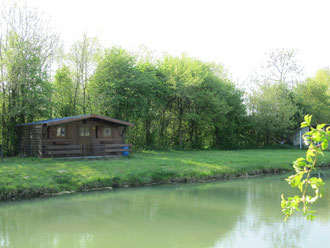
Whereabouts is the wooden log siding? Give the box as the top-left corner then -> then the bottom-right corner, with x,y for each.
18,114 -> 134,158
43,144 -> 84,158
19,125 -> 43,157
93,144 -> 132,156
43,144 -> 131,157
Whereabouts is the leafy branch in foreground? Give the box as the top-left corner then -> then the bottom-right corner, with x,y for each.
281,115 -> 329,221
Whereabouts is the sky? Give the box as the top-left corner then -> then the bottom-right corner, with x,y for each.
3,0 -> 330,84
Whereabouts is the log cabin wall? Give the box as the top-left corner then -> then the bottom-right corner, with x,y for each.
19,125 -> 43,157
42,118 -> 126,157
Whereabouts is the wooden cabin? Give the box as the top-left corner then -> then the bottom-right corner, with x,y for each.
18,114 -> 134,158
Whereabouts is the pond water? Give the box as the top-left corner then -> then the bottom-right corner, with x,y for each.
0,171 -> 330,248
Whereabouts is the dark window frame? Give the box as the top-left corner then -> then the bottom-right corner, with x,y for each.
79,127 -> 90,137
103,127 -> 112,137
56,126 -> 66,137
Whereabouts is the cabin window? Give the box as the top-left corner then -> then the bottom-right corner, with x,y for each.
79,127 -> 90,137
29,130 -> 33,139
56,127 -> 66,137
103,127 -> 112,137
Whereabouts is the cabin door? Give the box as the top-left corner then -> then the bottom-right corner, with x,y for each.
77,126 -> 92,155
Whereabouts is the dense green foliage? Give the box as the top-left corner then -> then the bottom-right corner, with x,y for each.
0,6 -> 57,155
281,116 -> 330,221
89,49 -> 245,149
0,3 -> 329,155
0,149 -> 329,200
294,70 -> 330,123
249,83 -> 298,146
53,66 -> 76,117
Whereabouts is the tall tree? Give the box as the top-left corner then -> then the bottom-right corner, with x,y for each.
0,1 -> 59,155
90,49 -> 246,150
68,33 -> 101,114
247,49 -> 303,147
53,65 -> 76,117
248,83 -> 298,146
88,47 -> 137,118
159,56 -> 245,149
159,55 -> 205,147
260,48 -> 303,88
294,69 -> 330,123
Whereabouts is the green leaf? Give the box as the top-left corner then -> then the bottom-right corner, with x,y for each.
301,122 -> 309,128
281,115 -> 327,222
296,157 -> 305,162
287,173 -> 303,188
304,115 -> 312,125
306,154 -> 313,163
322,139 -> 328,150
298,181 -> 304,192
307,149 -> 316,157
304,131 -> 312,136
311,132 -> 323,143
307,214 -> 316,221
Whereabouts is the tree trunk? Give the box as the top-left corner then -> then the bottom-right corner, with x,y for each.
145,118 -> 152,147
178,107 -> 183,147
214,125 -> 221,148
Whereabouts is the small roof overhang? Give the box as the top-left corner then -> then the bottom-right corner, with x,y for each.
18,114 -> 134,127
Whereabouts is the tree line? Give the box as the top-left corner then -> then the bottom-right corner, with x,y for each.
0,3 -> 329,155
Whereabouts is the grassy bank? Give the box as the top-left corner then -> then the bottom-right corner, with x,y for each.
0,149 -> 329,200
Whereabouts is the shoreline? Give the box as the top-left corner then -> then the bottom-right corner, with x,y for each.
6,166 -> 330,202
52,167 -> 289,195
0,150 -> 329,202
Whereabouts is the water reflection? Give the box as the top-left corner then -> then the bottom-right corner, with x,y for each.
214,171 -> 330,248
0,171 -> 329,248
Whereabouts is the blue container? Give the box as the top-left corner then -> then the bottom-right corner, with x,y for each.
122,146 -> 129,156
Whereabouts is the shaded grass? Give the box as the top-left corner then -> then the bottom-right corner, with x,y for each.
0,149 -> 329,200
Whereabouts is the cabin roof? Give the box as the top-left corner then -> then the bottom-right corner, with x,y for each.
19,114 -> 134,127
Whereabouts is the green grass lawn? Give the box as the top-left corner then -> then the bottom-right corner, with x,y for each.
0,149 -> 329,200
